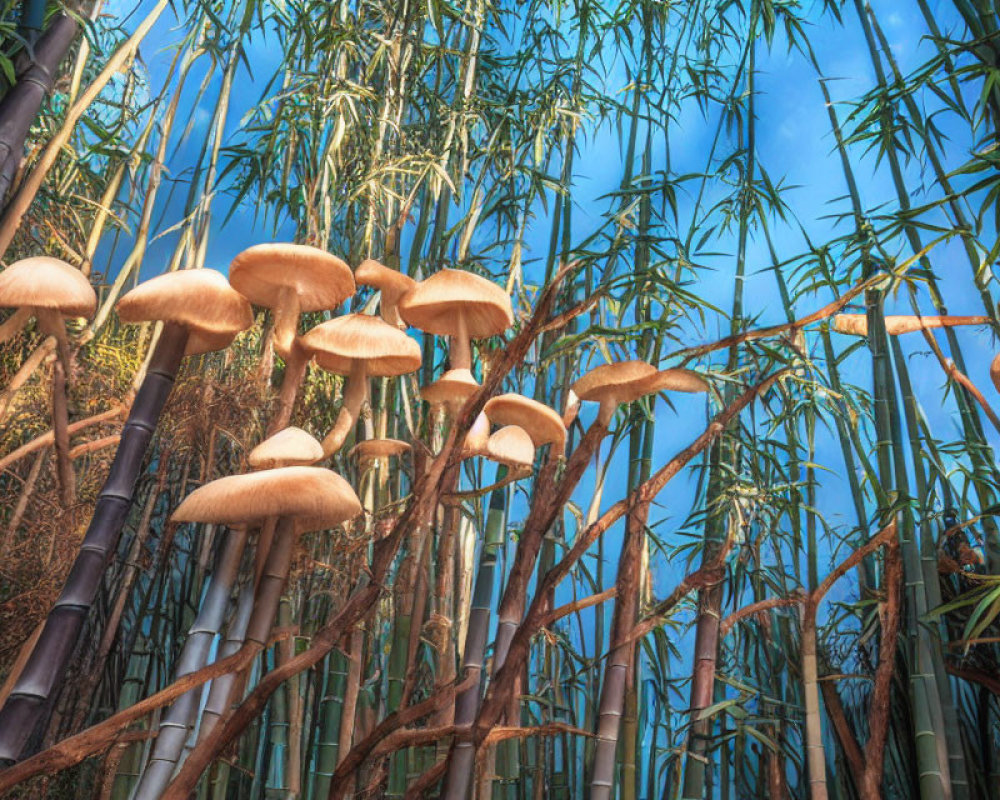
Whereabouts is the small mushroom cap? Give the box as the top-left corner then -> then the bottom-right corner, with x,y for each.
350,438 -> 411,461
398,268 -> 513,338
420,368 -> 481,407
635,368 -> 710,396
172,466 -> 361,533
300,313 -> 422,376
355,259 -> 417,295
485,425 -> 534,468
484,394 -> 566,448
117,269 -> 254,355
0,257 -> 97,318
230,243 -> 355,311
572,360 -> 659,405
248,427 -> 324,469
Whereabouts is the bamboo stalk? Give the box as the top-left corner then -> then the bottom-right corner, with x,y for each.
0,323 -> 188,764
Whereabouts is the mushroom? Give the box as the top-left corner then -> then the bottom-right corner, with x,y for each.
833,313 -> 991,337
355,259 -> 417,329
991,353 -> 1000,396
172,467 -> 360,659
420,368 -> 481,410
461,411 -> 492,457
300,313 -> 422,456
350,437 -> 411,464
484,393 -> 566,452
572,360 -> 708,426
398,268 -> 513,370
0,256 -> 97,506
485,425 -> 535,469
247,426 -> 324,470
116,268 -> 254,356
229,243 -> 355,360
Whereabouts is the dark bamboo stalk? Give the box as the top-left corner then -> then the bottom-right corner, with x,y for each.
0,13 -> 77,204
0,322 -> 188,765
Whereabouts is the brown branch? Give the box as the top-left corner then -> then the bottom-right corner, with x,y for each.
819,678 -> 865,779
0,405 -> 125,472
0,631 -> 289,793
482,722 -> 591,746
670,275 -> 887,365
68,434 -> 120,460
404,760 -> 448,799
719,593 -> 805,637
811,520 -> 897,608
946,664 -> 1000,695
539,588 -> 616,628
861,536 -> 902,799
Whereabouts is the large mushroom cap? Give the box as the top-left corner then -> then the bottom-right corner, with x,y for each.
0,257 -> 97,318
355,259 -> 416,295
635,368 -> 710,396
485,425 -> 534,468
172,466 -> 361,533
300,313 -> 422,376
350,438 -> 411,462
230,243 -> 355,312
248,427 -> 324,469
572,360 -> 658,405
420,368 -> 481,407
398,268 -> 513,338
484,393 -> 565,448
117,269 -> 254,355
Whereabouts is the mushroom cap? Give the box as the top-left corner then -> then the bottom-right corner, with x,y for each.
485,425 -> 534,468
572,360 -> 659,405
248,427 -> 324,469
355,259 -> 416,295
230,243 -> 355,312
172,466 -> 361,533
398,268 -> 513,338
461,411 -> 491,457
300,314 -> 422,376
0,257 -> 97,318
635,368 -> 710,396
484,393 -> 565,448
420,368 -> 481,407
991,352 -> 1000,396
350,438 -> 411,461
117,269 -> 254,355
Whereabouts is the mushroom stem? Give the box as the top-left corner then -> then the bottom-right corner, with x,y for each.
322,361 -> 368,457
597,398 -> 617,427
381,288 -> 405,329
272,286 -> 302,360
36,308 -> 74,508
269,344 -> 309,436
449,313 -> 472,371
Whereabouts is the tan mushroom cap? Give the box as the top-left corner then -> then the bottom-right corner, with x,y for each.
0,256 -> 97,318
484,394 -> 565,448
398,268 -> 513,338
230,243 -> 355,311
462,411 -> 491,457
248,427 -> 324,469
350,438 -> 411,461
172,466 -> 361,534
355,259 -> 416,295
300,313 -> 422,376
572,360 -> 659,405
634,368 -> 710,396
117,269 -> 254,355
485,425 -> 534,468
991,352 -> 1000,396
420,368 -> 481,407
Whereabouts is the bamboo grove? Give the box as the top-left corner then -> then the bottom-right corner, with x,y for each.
0,0 -> 999,797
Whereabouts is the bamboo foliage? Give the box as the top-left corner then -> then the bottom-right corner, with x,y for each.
1,0 -> 1000,799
